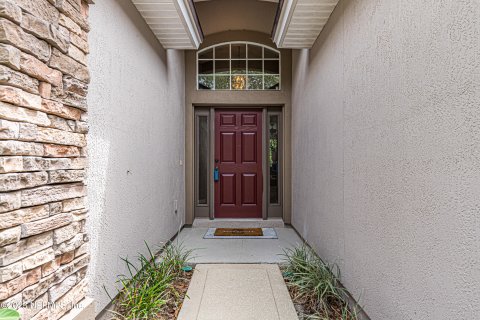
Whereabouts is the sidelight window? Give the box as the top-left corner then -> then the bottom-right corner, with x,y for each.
197,42 -> 281,91
195,112 -> 210,207
269,115 -> 279,204
266,110 -> 283,217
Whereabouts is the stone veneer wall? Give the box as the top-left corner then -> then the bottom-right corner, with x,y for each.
0,0 -> 91,319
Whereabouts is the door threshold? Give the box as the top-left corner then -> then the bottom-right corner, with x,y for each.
192,218 -> 285,229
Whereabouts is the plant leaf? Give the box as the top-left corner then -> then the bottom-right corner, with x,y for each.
0,309 -> 20,320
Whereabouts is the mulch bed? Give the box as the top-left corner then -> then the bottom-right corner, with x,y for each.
111,270 -> 193,320
285,279 -> 357,320
161,270 -> 193,320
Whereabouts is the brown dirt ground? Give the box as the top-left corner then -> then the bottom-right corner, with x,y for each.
285,279 -> 357,320
112,270 -> 193,320
159,271 -> 193,320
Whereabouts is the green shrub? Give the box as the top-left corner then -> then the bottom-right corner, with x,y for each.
107,242 -> 192,319
0,309 -> 20,320
282,244 -> 358,320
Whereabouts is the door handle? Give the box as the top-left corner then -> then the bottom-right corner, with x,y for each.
214,167 -> 219,182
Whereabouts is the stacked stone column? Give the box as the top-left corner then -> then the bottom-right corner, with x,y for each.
0,0 -> 91,319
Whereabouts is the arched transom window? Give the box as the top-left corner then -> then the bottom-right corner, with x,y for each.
197,42 -> 280,91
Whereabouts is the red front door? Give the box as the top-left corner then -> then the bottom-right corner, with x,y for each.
214,109 -> 263,218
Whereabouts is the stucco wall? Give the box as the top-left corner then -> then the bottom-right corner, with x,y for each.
292,0 -> 480,319
87,0 -> 185,313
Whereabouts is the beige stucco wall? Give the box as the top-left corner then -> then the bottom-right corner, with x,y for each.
292,0 -> 480,319
87,0 -> 185,313
184,31 -> 292,224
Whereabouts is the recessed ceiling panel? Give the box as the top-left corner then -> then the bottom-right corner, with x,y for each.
273,0 -> 340,48
194,0 -> 278,36
131,0 -> 203,49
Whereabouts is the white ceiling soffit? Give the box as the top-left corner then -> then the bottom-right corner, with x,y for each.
273,0 -> 339,48
131,0 -> 203,49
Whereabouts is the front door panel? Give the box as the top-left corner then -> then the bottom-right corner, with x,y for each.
215,109 -> 263,218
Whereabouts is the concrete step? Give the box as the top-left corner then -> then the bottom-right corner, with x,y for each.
192,218 -> 285,228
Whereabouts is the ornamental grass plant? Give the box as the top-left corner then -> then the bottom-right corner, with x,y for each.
282,244 -> 359,320
106,242 -> 193,320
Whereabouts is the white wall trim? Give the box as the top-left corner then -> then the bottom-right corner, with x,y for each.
131,0 -> 203,49
174,0 -> 203,49
273,0 -> 297,48
273,0 -> 339,48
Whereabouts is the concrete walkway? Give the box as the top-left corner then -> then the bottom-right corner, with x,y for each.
177,264 -> 299,320
176,226 -> 303,264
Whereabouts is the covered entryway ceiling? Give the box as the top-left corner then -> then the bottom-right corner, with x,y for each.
130,0 -> 339,49
130,0 -> 203,49
194,0 -> 278,36
273,0 -> 340,48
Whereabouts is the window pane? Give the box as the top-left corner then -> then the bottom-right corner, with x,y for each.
248,45 -> 262,59
198,60 -> 213,74
215,76 -> 230,90
196,43 -> 281,91
231,60 -> 246,74
231,44 -> 246,59
198,116 -> 208,205
264,75 -> 280,90
247,75 -> 263,90
248,60 -> 262,74
215,60 -> 229,74
231,75 -> 246,90
269,115 -> 279,204
215,45 -> 229,59
264,60 -> 279,74
264,48 -> 279,59
199,48 -> 213,59
198,75 -> 214,90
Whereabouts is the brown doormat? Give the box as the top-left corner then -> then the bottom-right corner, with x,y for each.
214,228 -> 264,237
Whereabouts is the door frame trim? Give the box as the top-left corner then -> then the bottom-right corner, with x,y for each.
209,107 -> 215,219
192,104 -> 285,221
262,108 -> 267,220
